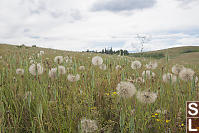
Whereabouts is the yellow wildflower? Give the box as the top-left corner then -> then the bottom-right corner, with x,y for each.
112,92 -> 117,95
151,115 -> 155,118
166,120 -> 171,123
156,119 -> 160,122
90,107 -> 96,110
105,93 -> 110,96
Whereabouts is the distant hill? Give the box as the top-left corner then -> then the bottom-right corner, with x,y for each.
1,44 -> 199,64
130,46 -> 199,64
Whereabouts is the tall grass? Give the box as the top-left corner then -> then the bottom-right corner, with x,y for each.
0,46 -> 198,132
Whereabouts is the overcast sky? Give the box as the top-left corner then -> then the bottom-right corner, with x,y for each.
0,0 -> 199,52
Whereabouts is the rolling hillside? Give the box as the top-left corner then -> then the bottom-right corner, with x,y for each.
130,46 -> 199,64
1,44 -> 199,65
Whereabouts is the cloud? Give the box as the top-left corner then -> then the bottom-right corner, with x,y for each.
176,0 -> 199,8
0,0 -> 199,52
91,0 -> 156,12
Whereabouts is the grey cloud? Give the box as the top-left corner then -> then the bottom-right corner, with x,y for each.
70,9 -> 82,21
177,0 -> 199,7
20,0 -> 82,21
91,0 -> 156,12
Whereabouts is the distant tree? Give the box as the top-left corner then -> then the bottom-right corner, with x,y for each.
110,47 -> 113,54
102,49 -> 105,54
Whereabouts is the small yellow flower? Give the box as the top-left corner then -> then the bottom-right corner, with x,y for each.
155,113 -> 158,116
90,107 -> 96,110
181,123 -> 184,126
151,115 -> 155,118
112,92 -> 117,95
156,119 -> 160,122
105,93 -> 110,96
166,120 -> 171,123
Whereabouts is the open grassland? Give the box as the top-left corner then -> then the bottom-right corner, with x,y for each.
0,44 -> 199,132
130,46 -> 199,64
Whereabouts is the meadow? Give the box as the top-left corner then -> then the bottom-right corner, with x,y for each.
0,44 -> 199,133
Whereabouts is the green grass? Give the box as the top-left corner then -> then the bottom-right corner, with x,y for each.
130,52 -> 165,59
0,44 -> 199,132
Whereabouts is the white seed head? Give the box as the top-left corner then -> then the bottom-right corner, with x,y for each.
99,64 -> 107,70
116,81 -> 137,98
40,51 -> 44,55
156,109 -> 167,115
16,68 -> 24,75
179,68 -> 195,81
30,60 -> 34,64
146,61 -> 158,69
136,77 -> 145,83
58,66 -> 66,75
48,68 -> 57,79
142,70 -> 155,79
162,73 -> 177,83
92,56 -> 103,66
80,118 -> 98,133
54,56 -> 64,64
67,74 -> 80,82
65,56 -> 72,63
115,65 -> 122,70
172,64 -> 184,75
29,63 -> 44,76
131,61 -> 142,69
195,76 -> 198,83
136,91 -> 157,104
79,66 -> 85,71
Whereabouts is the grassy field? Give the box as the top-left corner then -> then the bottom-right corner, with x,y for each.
0,44 -> 199,132
130,46 -> 199,64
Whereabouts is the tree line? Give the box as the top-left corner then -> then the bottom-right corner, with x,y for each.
84,47 -> 129,55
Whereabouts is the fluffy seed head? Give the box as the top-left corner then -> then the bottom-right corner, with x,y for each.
30,60 -> 34,64
40,51 -> 44,55
136,91 -> 157,104
179,68 -> 195,81
156,109 -> 167,115
195,76 -> 198,83
92,56 -> 103,66
142,70 -> 155,79
58,66 -> 66,75
67,74 -> 80,82
131,61 -> 142,69
16,68 -> 24,75
79,66 -> 85,70
162,73 -> 177,83
80,118 -> 98,133
116,81 -> 137,98
115,65 -> 122,70
29,63 -> 43,76
49,68 -> 57,79
136,77 -> 145,83
65,56 -> 72,63
54,56 -> 64,64
172,64 -> 184,75
99,64 -> 107,70
146,61 -> 158,69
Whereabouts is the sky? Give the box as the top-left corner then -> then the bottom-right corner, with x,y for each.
0,0 -> 199,52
